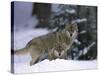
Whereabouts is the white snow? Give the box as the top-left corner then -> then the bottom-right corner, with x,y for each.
14,58 -> 97,74
65,9 -> 76,14
14,28 -> 49,49
72,18 -> 87,24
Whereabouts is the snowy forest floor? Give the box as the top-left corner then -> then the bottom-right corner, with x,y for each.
14,54 -> 97,73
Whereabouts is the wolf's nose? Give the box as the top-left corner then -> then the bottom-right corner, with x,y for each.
70,33 -> 72,36
59,53 -> 61,56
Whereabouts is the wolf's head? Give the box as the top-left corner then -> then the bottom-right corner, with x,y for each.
64,23 -> 78,37
52,43 -> 67,58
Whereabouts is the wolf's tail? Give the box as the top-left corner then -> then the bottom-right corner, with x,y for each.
14,47 -> 29,55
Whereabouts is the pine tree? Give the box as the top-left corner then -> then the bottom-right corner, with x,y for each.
49,4 -> 97,60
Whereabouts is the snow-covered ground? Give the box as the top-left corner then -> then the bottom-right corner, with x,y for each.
14,58 -> 97,73
14,27 -> 49,49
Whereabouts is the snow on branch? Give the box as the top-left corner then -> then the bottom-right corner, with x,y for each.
65,9 -> 76,14
72,18 -> 87,24
78,42 -> 96,57
74,39 -> 81,45
79,30 -> 87,34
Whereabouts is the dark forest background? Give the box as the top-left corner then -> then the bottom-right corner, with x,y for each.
32,3 -> 97,60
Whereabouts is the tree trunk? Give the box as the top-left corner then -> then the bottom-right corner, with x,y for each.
77,6 -> 97,60
32,3 -> 51,28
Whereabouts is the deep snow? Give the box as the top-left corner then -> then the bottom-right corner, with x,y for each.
14,57 -> 97,73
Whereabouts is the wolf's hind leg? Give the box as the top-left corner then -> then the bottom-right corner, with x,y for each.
30,55 -> 40,66
33,53 -> 48,64
29,49 -> 42,66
